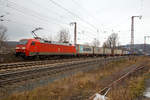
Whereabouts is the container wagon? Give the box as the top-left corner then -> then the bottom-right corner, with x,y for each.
103,48 -> 112,56
114,49 -> 122,56
76,44 -> 93,56
93,47 -> 104,56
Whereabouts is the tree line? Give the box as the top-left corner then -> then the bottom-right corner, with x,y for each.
55,28 -> 120,48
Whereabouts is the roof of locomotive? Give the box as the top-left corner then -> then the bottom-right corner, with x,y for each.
19,38 -> 74,46
20,38 -> 39,41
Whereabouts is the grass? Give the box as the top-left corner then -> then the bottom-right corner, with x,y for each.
107,57 -> 150,100
108,75 -> 146,100
2,56 -> 149,100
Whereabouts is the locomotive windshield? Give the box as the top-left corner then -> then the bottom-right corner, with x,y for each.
19,40 -> 28,45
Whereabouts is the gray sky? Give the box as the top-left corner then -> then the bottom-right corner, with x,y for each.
0,0 -> 150,46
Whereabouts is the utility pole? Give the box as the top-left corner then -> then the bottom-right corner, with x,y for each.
70,22 -> 77,46
131,16 -> 142,54
131,16 -> 134,51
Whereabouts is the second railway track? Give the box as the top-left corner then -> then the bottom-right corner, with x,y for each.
0,57 -> 103,73
0,56 -> 127,87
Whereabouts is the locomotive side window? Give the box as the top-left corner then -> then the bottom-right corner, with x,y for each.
19,40 -> 28,45
40,40 -> 44,43
31,41 -> 35,45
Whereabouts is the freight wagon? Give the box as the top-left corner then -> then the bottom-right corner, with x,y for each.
103,48 -> 112,56
114,49 -> 122,56
123,50 -> 129,55
93,47 -> 104,55
76,44 -> 93,56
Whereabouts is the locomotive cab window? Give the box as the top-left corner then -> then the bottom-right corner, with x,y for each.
19,40 -> 28,45
31,41 -> 35,45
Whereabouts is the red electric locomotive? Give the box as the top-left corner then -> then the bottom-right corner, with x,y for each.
15,38 -> 76,58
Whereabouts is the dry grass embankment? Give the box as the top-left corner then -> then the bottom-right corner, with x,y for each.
108,74 -> 146,100
108,57 -> 150,100
2,57 -> 149,100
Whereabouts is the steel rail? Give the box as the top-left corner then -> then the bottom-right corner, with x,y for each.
0,57 -> 127,87
0,57 -> 103,72
0,56 -> 126,70
88,63 -> 145,100
0,60 -> 97,86
0,59 -> 101,86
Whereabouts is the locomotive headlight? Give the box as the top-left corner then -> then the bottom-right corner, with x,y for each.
22,47 -> 26,49
16,47 -> 20,49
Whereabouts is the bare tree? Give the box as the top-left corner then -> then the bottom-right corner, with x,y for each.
103,42 -> 107,48
0,25 -> 7,50
92,38 -> 100,47
58,28 -> 70,43
103,33 -> 119,49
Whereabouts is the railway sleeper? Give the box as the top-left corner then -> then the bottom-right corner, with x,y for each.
0,61 -> 101,86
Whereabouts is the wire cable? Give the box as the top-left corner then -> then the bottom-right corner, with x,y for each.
7,1 -> 70,27
48,0 -> 99,31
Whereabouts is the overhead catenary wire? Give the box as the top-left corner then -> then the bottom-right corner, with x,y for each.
5,0 -> 101,43
71,0 -> 131,35
45,0 -> 99,34
48,0 -> 99,31
3,3 -> 72,39
29,0 -> 99,35
29,0 -> 76,23
71,2 -> 121,36
77,26 -> 98,38
71,0 -> 104,33
5,1 -> 96,43
7,1 -> 99,38
6,2 -> 74,38
6,7 -> 63,29
5,0 -> 127,45
4,18 -> 59,35
71,0 -> 134,35
7,1 -> 70,28
31,0 -> 99,35
2,18 -> 60,39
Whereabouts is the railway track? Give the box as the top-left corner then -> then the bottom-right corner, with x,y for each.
0,56 -> 127,87
88,63 -> 146,100
0,57 -> 102,73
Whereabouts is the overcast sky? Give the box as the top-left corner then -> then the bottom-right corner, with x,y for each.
0,0 -> 150,46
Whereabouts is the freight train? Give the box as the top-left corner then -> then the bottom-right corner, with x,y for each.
15,38 -> 129,59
